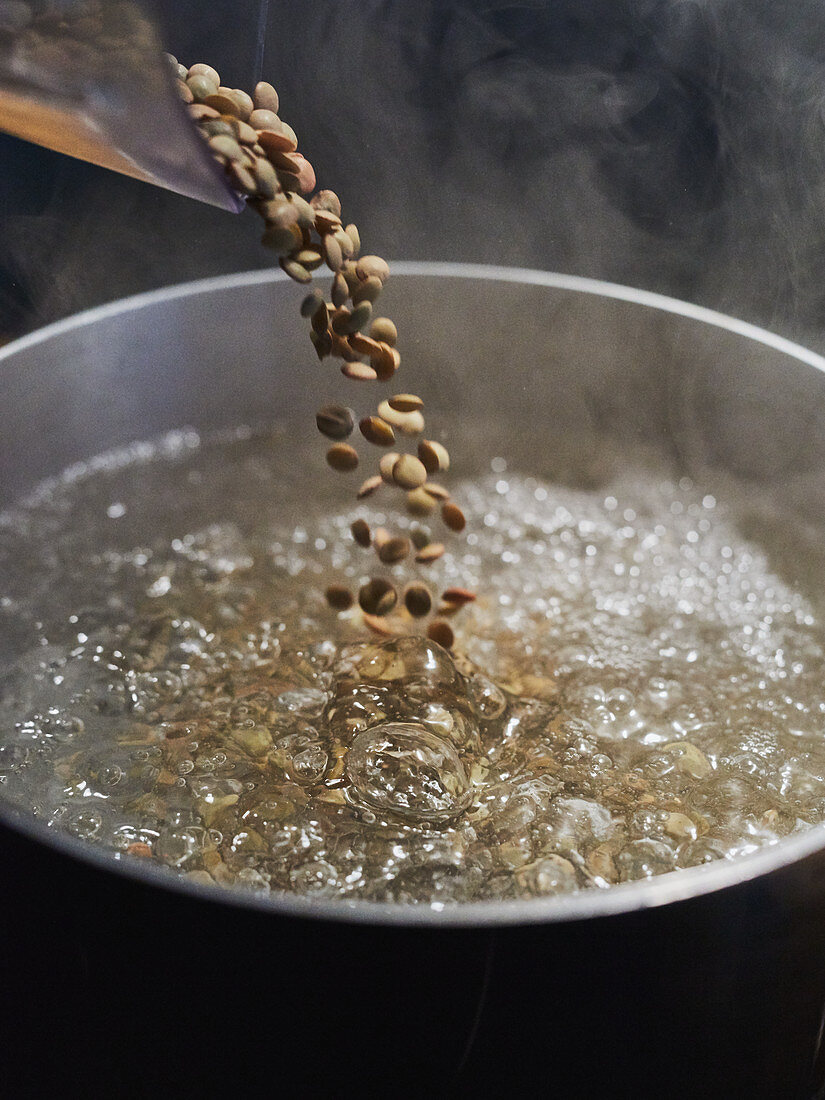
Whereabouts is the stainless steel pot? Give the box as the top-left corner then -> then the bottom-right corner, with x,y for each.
2,264 -> 825,1098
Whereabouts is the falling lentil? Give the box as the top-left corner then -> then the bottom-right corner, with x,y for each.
169,55 -> 479,650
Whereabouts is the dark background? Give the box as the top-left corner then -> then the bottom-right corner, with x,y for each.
5,0 -> 825,349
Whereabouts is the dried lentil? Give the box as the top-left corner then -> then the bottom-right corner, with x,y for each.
179,59 -> 481,644
326,443 -> 359,472
392,455 -> 428,490
325,584 -> 354,610
351,518 -> 372,547
316,404 -> 354,440
359,578 -> 397,616
404,584 -> 432,618
359,416 -> 395,447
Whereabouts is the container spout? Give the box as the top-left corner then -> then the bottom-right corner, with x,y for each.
0,0 -> 242,211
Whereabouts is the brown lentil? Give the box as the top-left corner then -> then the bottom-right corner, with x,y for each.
442,587 -> 477,606
331,272 -> 349,308
322,234 -> 344,272
379,453 -> 401,482
325,584 -> 354,611
423,481 -> 450,501
350,519 -> 372,547
358,578 -> 397,616
404,584 -> 432,618
356,256 -> 390,282
253,80 -> 280,113
311,189 -> 342,216
378,401 -> 424,434
203,92 -> 239,116
348,332 -> 381,357
418,439 -> 450,474
181,59 -> 481,644
377,537 -> 410,565
415,542 -> 446,563
352,276 -> 383,305
370,343 -> 397,382
313,210 -> 342,235
357,475 -> 383,499
359,416 -> 395,447
189,63 -> 221,85
279,257 -> 312,283
296,249 -> 324,272
392,454 -> 428,490
388,394 -> 424,413
406,488 -> 438,516
315,404 -> 354,440
341,361 -> 378,382
248,108 -> 280,130
345,224 -> 361,255
427,619 -> 455,649
362,612 -> 397,637
311,300 -> 330,333
441,502 -> 467,532
369,317 -> 398,346
326,443 -> 359,472
410,527 -> 432,550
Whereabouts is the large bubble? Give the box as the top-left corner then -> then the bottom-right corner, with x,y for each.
346,722 -> 472,823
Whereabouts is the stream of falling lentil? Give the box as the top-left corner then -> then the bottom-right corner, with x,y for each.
2,429 -> 825,906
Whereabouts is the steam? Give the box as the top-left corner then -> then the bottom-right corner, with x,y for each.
4,0 -> 825,346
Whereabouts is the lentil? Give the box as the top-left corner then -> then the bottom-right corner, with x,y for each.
423,482 -> 450,502
379,453 -> 401,482
356,256 -> 390,282
427,619 -> 455,649
178,59 -> 481,644
359,416 -> 395,447
388,394 -> 424,413
404,584 -> 433,618
392,455 -> 428,490
442,502 -> 467,532
352,276 -> 383,305
359,578 -> 398,616
326,443 -> 359,472
377,537 -> 411,564
253,80 -> 280,113
315,404 -> 354,440
325,584 -> 354,610
415,542 -> 446,563
357,475 -> 383,499
406,488 -> 438,516
418,439 -> 450,474
351,519 -> 372,547
341,361 -> 378,382
369,317 -> 398,346
441,587 -> 477,606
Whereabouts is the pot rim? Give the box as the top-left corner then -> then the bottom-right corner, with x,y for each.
3,261 -> 825,928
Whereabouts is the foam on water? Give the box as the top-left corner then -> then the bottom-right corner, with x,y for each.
2,428 -> 825,905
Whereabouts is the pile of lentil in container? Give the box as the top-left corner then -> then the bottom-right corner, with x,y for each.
170,56 -> 469,650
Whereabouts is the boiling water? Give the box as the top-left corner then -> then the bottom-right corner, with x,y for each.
3,427 -> 825,907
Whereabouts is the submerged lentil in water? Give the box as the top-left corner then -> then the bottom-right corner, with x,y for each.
2,430 -> 825,905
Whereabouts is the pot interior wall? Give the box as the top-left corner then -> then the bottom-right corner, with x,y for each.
4,268 -> 825,527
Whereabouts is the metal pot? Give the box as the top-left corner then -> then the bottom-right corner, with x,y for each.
2,264 -> 825,1098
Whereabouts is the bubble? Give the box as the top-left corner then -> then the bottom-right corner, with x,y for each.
290,744 -> 328,784
156,826 -> 204,867
468,674 -> 507,720
66,808 -> 103,839
289,860 -> 339,896
346,723 -> 472,823
276,688 -> 328,717
515,855 -> 579,896
616,838 -> 676,880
